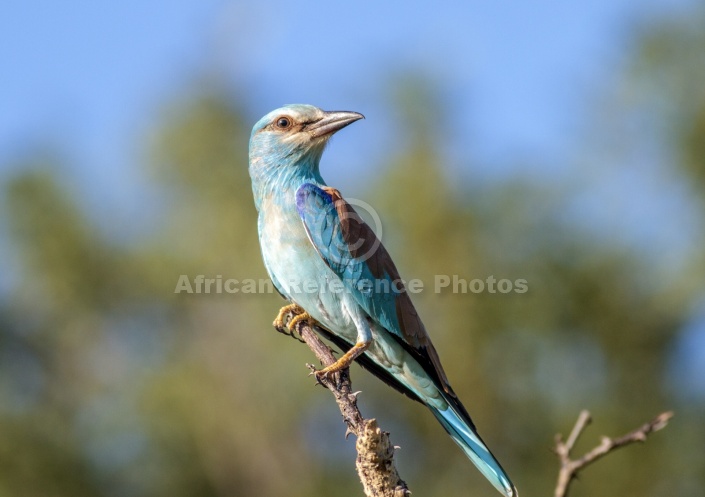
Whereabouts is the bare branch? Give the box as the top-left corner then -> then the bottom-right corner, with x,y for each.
283,318 -> 410,497
564,410 -> 591,452
554,410 -> 674,497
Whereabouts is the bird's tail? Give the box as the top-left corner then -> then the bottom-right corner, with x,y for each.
429,399 -> 517,497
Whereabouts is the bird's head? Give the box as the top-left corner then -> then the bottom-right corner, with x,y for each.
249,104 -> 364,182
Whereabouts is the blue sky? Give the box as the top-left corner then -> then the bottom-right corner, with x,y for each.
1,0 -> 703,267
1,0 -> 696,189
1,0 -> 701,291
1,0 -> 704,399
1,0 -> 701,274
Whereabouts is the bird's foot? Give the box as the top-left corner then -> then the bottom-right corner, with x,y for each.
273,303 -> 303,330
288,311 -> 317,334
273,304 -> 321,342
273,303 -> 307,342
313,341 -> 370,382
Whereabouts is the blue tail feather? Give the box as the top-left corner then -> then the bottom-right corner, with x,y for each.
430,403 -> 517,497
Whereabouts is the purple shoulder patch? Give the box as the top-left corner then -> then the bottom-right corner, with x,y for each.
295,183 -> 331,216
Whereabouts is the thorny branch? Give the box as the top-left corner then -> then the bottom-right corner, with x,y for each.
279,316 -> 410,497
276,313 -> 673,497
553,410 -> 674,497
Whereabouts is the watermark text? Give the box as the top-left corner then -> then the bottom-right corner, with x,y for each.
174,274 -> 528,295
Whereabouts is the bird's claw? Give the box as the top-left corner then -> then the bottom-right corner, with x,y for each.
288,311 -> 316,333
314,369 -> 334,383
273,303 -> 303,329
274,323 -> 305,343
306,363 -> 337,386
273,304 -> 307,342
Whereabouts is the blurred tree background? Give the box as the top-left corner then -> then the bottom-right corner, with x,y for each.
1,4 -> 704,497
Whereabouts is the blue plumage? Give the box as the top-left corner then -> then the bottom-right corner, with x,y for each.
296,183 -> 402,336
432,405 -> 515,495
249,104 -> 517,497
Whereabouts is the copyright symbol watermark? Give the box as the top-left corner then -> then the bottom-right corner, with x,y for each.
310,196 -> 384,265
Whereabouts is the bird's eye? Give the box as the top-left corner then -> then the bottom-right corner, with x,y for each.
275,117 -> 292,129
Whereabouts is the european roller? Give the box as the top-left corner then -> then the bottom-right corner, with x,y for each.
249,104 -> 517,497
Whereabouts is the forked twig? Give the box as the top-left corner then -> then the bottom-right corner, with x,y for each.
554,410 -> 674,497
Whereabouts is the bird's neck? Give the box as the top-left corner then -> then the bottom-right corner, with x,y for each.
250,153 -> 325,212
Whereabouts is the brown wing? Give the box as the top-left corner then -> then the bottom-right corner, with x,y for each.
321,186 -> 456,397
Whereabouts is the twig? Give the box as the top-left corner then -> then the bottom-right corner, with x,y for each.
283,318 -> 410,497
553,410 -> 674,497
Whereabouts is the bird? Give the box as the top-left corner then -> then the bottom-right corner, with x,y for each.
249,104 -> 517,497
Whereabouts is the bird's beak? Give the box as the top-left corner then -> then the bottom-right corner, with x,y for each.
308,111 -> 364,138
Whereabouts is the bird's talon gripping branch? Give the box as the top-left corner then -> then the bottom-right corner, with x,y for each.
288,311 -> 317,333
314,341 -> 370,381
273,303 -> 303,329
313,369 -> 334,383
273,303 -> 308,341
